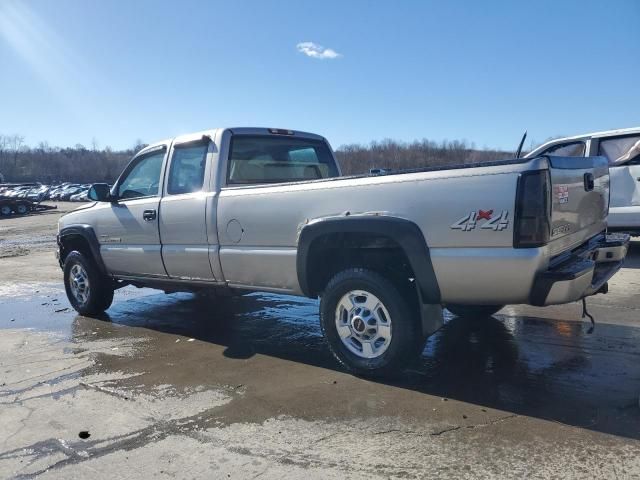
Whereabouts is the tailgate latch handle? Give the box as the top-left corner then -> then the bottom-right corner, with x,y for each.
583,172 -> 595,192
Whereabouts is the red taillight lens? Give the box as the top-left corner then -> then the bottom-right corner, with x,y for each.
513,170 -> 551,248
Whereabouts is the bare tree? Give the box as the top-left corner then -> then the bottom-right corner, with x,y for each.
0,133 -> 513,184
9,134 -> 25,173
335,138 -> 511,175
132,139 -> 147,154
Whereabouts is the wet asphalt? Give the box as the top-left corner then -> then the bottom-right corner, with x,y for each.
1,240 -> 640,478
4,284 -> 640,436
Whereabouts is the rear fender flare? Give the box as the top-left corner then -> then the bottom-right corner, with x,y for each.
296,215 -> 441,303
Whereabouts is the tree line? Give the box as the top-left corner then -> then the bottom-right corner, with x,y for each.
0,134 -> 147,184
0,133 -> 513,184
335,138 -> 512,175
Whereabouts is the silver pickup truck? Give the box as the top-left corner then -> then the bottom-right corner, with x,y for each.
57,127 -> 629,375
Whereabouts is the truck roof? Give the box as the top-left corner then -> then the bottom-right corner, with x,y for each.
137,127 -> 327,157
546,126 -> 640,142
527,126 -> 640,158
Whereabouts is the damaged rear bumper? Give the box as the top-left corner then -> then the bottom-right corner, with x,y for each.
530,233 -> 630,306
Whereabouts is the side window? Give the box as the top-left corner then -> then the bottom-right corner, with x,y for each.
117,150 -> 165,200
227,135 -> 339,185
598,135 -> 640,166
167,142 -> 208,195
542,142 -> 585,157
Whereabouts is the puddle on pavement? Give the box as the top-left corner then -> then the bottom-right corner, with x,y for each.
1,283 -> 639,439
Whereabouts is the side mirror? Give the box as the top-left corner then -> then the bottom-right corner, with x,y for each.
88,183 -> 111,202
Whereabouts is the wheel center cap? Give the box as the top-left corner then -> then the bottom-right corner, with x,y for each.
351,316 -> 366,333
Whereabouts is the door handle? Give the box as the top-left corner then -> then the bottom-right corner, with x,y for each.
143,209 -> 157,221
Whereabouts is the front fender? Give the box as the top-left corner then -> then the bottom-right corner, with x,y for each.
58,224 -> 107,274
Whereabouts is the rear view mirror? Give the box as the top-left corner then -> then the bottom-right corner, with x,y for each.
88,183 -> 111,202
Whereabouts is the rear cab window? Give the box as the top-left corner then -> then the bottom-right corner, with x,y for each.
597,135 -> 640,166
227,135 -> 339,185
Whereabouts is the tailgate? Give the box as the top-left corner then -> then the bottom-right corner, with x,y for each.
547,155 -> 609,252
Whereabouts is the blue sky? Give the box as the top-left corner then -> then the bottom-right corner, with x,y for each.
0,0 -> 638,151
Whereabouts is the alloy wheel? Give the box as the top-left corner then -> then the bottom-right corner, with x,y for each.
69,264 -> 91,306
335,290 -> 392,359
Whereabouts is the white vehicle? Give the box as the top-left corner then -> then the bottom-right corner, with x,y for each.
57,127 -> 629,376
527,127 -> 640,235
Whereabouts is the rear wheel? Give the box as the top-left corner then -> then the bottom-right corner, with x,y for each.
446,304 -> 504,318
64,251 -> 114,315
320,268 -> 424,377
15,203 -> 29,215
0,204 -> 11,216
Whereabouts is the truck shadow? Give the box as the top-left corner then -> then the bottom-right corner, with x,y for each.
72,289 -> 640,441
622,239 -> 640,268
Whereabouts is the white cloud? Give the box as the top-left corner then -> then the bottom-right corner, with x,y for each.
296,41 -> 342,60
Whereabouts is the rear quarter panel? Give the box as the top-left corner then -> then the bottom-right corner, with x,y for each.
217,160 -> 545,301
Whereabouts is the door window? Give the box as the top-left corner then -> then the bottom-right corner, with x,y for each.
598,135 -> 640,165
542,141 -> 586,157
167,143 -> 208,195
117,150 -> 165,200
227,135 -> 339,185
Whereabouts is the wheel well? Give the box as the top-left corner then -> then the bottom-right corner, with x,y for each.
305,232 -> 416,297
59,234 -> 93,265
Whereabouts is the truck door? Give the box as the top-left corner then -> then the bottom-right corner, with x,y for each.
159,138 -> 216,280
597,135 -> 640,211
97,146 -> 168,277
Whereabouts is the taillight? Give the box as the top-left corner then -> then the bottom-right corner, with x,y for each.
513,170 -> 551,248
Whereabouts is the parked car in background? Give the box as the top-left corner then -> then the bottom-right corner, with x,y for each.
0,183 -> 95,203
70,190 -> 89,202
527,127 -> 640,235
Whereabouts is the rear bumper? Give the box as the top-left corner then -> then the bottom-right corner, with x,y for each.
530,233 -> 630,306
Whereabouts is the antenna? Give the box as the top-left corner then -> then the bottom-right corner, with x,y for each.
515,131 -> 527,159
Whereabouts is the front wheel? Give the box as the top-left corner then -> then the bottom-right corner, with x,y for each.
64,251 -> 114,315
446,304 -> 504,318
320,268 -> 423,377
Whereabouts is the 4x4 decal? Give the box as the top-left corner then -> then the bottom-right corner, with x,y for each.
451,209 -> 509,231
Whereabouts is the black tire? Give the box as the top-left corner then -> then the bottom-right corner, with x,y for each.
15,203 -> 29,215
63,251 -> 114,315
320,268 -> 424,377
446,304 -> 504,318
0,204 -> 11,216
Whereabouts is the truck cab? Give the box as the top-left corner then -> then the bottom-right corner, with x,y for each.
58,127 -> 341,290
